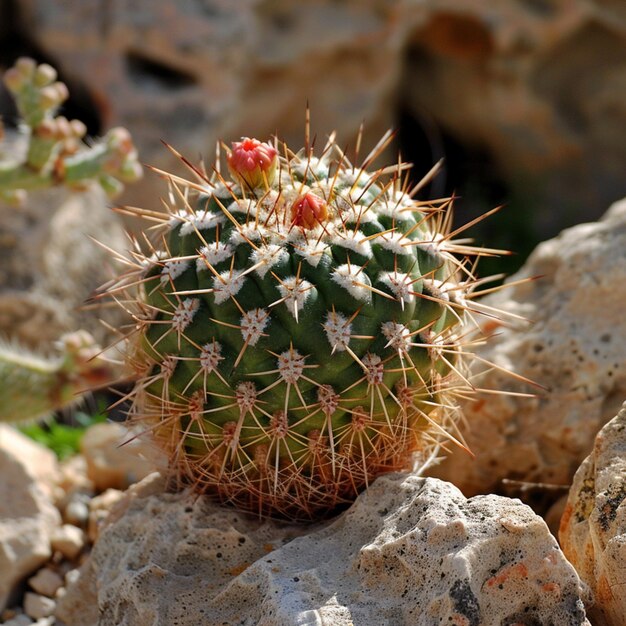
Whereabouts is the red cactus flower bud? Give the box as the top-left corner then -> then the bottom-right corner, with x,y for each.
227,138 -> 277,189
290,192 -> 328,229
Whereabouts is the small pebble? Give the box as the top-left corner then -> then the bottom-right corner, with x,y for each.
28,568 -> 64,597
88,488 -> 124,542
2,614 -> 33,626
50,524 -> 85,560
64,569 -> 80,587
23,593 -> 55,620
64,499 -> 90,527
55,586 -> 67,600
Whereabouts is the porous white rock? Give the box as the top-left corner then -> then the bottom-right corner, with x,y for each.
433,199 -> 626,496
0,426 -> 61,611
57,473 -> 590,625
560,400 -> 626,626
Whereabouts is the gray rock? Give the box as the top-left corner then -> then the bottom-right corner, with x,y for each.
57,473 -> 590,625
0,426 -> 61,611
560,401 -> 626,626
23,593 -> 55,620
27,568 -> 64,598
432,199 -> 626,496
0,181 -> 129,351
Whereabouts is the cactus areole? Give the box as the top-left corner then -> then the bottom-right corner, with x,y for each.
112,133 -> 497,521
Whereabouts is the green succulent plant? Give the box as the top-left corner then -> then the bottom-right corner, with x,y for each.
0,331 -> 114,425
0,57 -> 141,204
108,130 -> 507,520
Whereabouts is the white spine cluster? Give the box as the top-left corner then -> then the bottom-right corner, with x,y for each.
277,276 -> 313,318
379,271 -> 415,306
180,211 -> 225,236
235,381 -> 258,413
213,270 -> 246,304
323,310 -> 352,352
381,321 -> 412,353
362,353 -> 384,385
199,341 -> 224,373
250,244 -> 288,278
331,264 -> 372,303
240,308 -> 269,346
160,259 -> 189,286
171,298 -> 200,332
277,349 -> 305,384
196,242 -> 233,270
331,231 -> 372,259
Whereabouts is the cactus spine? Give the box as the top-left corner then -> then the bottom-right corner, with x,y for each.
109,130 -> 503,520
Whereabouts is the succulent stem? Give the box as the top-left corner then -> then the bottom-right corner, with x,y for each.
0,57 -> 142,204
0,331 -> 115,425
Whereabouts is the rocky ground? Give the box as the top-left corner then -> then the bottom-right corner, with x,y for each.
0,422 -> 157,626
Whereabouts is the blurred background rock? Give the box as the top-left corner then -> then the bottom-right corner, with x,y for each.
2,0 -> 626,277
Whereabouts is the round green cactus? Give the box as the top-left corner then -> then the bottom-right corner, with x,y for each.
111,132 -> 500,520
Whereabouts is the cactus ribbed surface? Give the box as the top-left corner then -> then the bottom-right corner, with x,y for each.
111,132 -> 502,520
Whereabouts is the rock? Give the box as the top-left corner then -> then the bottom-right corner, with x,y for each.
560,400 -> 626,625
56,455 -> 94,498
432,199 -> 626,496
87,489 -> 125,543
2,614 -> 33,626
0,426 -> 61,611
50,525 -> 85,561
28,569 -> 64,599
16,1 -> 407,216
0,182 -> 129,351
23,593 -> 55,620
57,473 -> 589,625
80,422 -> 163,492
7,1 -> 626,231
63,496 -> 90,529
401,0 -> 626,229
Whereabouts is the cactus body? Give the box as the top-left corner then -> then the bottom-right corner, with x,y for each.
112,134 -> 494,520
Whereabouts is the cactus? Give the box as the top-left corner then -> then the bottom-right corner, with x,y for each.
108,130 -> 507,520
0,57 -> 142,204
0,331 -> 115,424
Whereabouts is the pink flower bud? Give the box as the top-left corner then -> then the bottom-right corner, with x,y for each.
227,138 -> 277,189
290,192 -> 328,229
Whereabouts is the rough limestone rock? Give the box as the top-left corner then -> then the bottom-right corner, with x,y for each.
7,1 -> 626,223
560,401 -> 626,626
0,180 -> 129,350
432,199 -> 626,496
56,472 -> 590,626
0,426 -> 61,612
